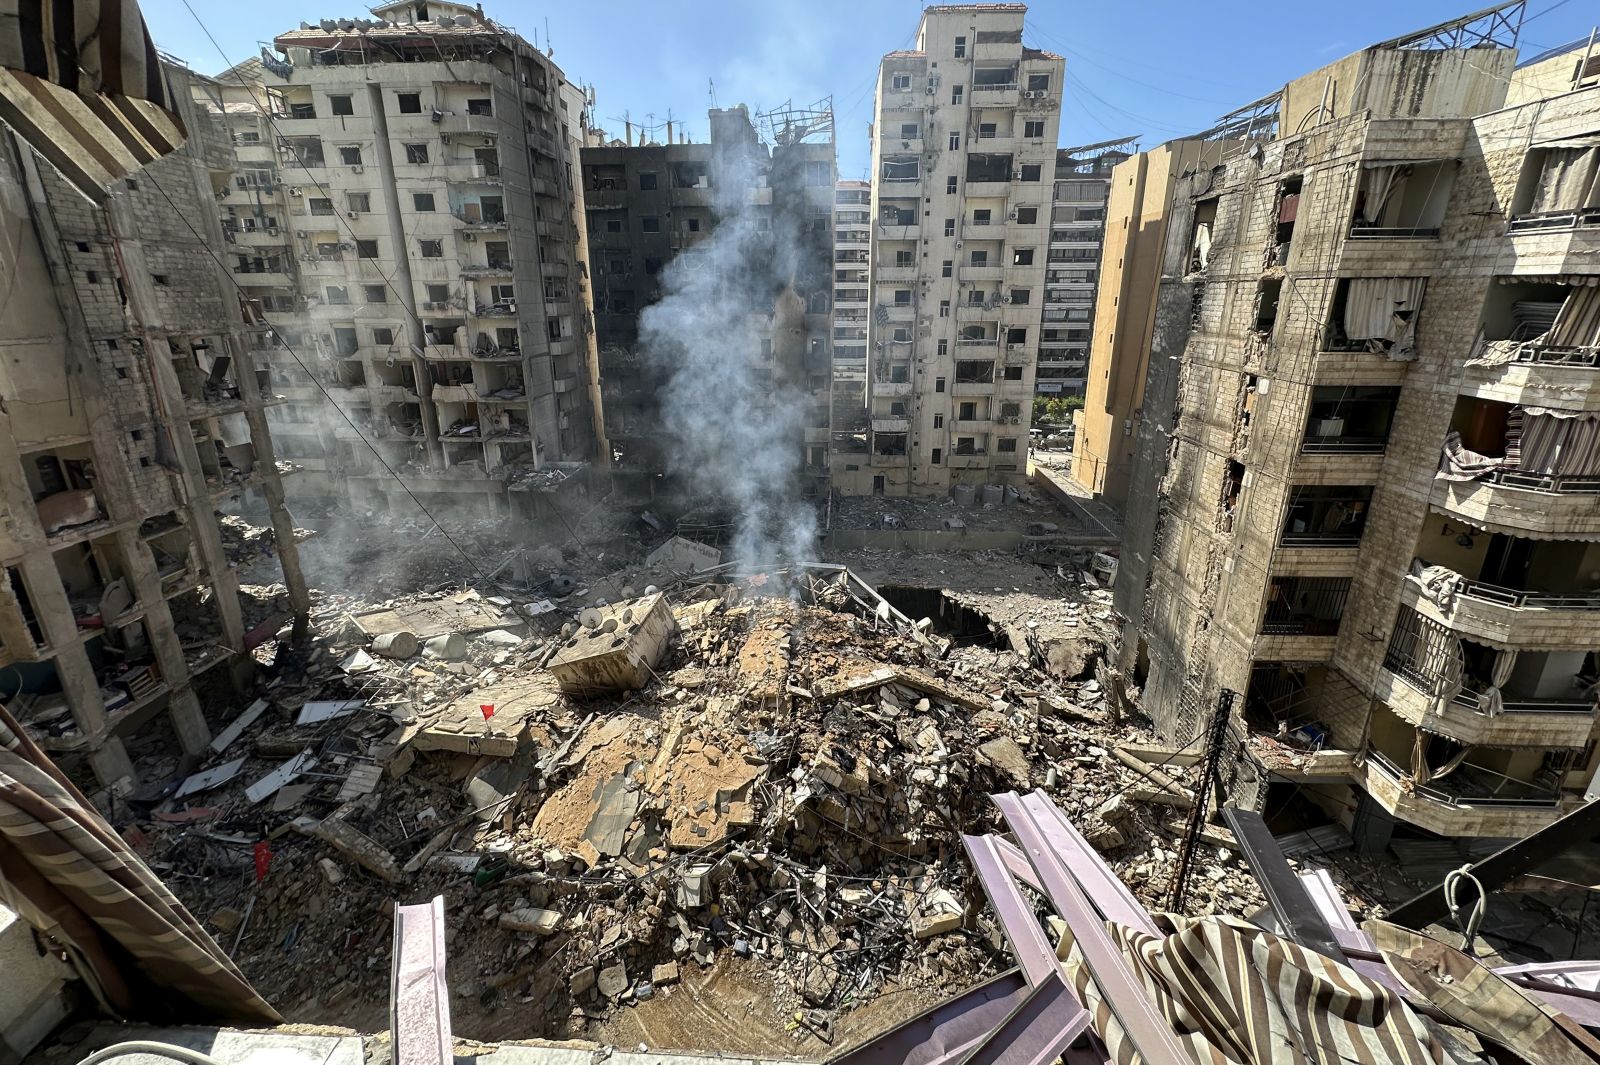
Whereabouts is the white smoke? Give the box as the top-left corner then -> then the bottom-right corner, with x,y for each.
640,131 -> 821,570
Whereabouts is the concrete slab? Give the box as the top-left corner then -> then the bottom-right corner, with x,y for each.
415,676 -> 560,757
548,594 -> 677,695
354,598 -> 516,639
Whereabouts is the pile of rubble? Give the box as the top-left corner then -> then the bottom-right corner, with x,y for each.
108,548 -> 1285,1047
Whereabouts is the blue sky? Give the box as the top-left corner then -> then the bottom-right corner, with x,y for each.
145,0 -> 1596,179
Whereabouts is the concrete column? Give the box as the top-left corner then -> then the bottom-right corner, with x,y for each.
226,339 -> 312,638
0,570 -> 38,657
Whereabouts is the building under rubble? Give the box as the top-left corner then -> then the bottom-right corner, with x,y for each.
1115,5 -> 1600,848
582,103 -> 836,497
191,0 -> 601,516
837,4 -> 1063,497
0,63 -> 311,790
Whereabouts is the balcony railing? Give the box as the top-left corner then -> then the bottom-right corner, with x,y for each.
1366,749 -> 1561,808
1449,572 -> 1600,611
1475,468 -> 1600,494
1347,224 -> 1440,240
1508,206 -> 1600,233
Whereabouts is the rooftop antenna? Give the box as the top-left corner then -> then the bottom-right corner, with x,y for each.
545,16 -> 552,56
709,78 -> 718,109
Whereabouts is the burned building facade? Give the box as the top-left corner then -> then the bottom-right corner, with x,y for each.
199,0 -> 599,516
583,104 -> 836,499
1117,8 -> 1600,847
0,64 -> 311,790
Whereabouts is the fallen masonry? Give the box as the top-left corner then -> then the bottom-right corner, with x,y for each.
98,549 -> 1297,1047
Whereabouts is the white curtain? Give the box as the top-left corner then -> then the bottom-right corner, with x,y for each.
1343,277 -> 1426,358
1517,407 -> 1600,476
1357,164 -> 1409,226
1530,147 -> 1600,214
1476,650 -> 1517,717
1549,286 -> 1600,349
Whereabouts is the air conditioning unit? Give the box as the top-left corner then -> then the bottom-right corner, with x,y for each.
440,133 -> 451,143
288,186 -> 303,197
954,240 -> 963,249
1002,295 -> 1013,304
1012,170 -> 1023,180
462,232 -> 476,241
926,86 -> 936,94
431,109 -> 444,122
346,210 -> 358,219
295,230 -> 309,238
351,164 -> 364,173
1007,343 -> 1022,350
268,225 -> 280,235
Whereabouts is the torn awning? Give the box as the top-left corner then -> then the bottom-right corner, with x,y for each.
0,0 -> 186,203
0,702 -> 279,1024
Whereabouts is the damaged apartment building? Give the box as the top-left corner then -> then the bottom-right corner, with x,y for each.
830,179 -> 871,454
0,63 -> 311,790
1116,4 -> 1600,850
836,4 -> 1062,497
583,104 -> 836,494
193,0 -> 600,516
1034,138 -> 1133,402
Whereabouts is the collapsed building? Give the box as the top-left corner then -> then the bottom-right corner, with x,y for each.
0,61 -> 312,791
583,103 -> 837,499
191,0 -> 601,517
1115,6 -> 1600,848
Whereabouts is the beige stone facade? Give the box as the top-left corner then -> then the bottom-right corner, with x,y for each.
835,3 -> 1062,497
1117,18 -> 1600,844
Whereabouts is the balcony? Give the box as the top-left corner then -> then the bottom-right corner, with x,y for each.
946,451 -> 991,469
433,384 -> 476,403
871,416 -> 910,433
951,381 -> 995,397
1432,473 -> 1600,540
875,380 -> 912,397
461,261 -> 514,278
960,265 -> 1004,283
964,181 -> 1011,200
969,84 -> 1019,108
875,265 -> 917,283
437,112 -> 501,137
1373,667 -> 1596,750
446,161 -> 501,184
877,222 -> 920,241
1402,559 -> 1600,649
1362,749 -> 1568,838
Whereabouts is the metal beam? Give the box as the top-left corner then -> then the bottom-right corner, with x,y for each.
963,834 -> 1061,988
1223,808 -> 1347,963
825,970 -> 1030,1065
391,895 -> 452,1065
1385,798 -> 1600,931
1020,791 -> 1157,935
955,973 -> 1094,1065
994,792 -> 1193,1065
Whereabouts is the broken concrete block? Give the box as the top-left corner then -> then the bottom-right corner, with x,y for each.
548,593 -> 677,694
210,907 -> 242,934
570,966 -> 596,995
498,908 -> 563,935
290,816 -> 401,882
910,887 -> 964,939
651,961 -> 680,986
424,633 -> 467,660
318,858 -> 345,885
977,736 -> 1030,788
597,962 -> 629,1000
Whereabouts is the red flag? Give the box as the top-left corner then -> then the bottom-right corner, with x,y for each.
480,703 -> 495,720
254,841 -> 272,881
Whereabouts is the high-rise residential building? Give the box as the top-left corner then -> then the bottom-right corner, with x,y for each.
1067,138 -> 1224,506
1035,139 -> 1133,402
834,3 -> 1063,497
830,180 -> 872,467
1115,7 -> 1600,848
582,104 -> 836,496
197,1 -> 599,516
0,63 -> 310,790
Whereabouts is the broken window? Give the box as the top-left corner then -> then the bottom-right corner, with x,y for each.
974,66 -> 1015,88
997,437 -> 1018,453
1015,206 -> 1037,224
1281,485 -> 1373,546
954,436 -> 979,455
396,92 -> 422,113
404,143 -> 429,164
339,145 -> 361,166
1006,327 -> 1027,345
968,289 -> 985,305
1189,198 -> 1218,274
1009,288 -> 1030,305
308,197 -> 333,216
873,431 -> 907,455
1254,278 -> 1282,333
1027,73 -> 1050,92
931,447 -> 942,465
413,192 -> 435,212
881,158 -> 919,182
325,285 -> 349,305
639,172 -> 658,190
955,360 -> 994,383
426,283 -> 449,302
1020,163 -> 1041,182
419,239 -> 443,258
1351,161 -> 1454,237
1301,385 -> 1399,454
373,327 -> 395,346
966,153 -> 1013,183
365,284 -> 386,303
348,192 -> 370,212
958,401 -> 978,421
1262,577 -> 1350,636
466,97 -> 493,116
1003,365 -> 1023,380
333,327 -> 358,356
1324,277 -> 1425,357
356,239 -> 378,258
288,101 -> 315,119
1012,248 -> 1034,266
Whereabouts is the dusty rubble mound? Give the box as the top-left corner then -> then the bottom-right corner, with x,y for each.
126,561 -> 1271,1049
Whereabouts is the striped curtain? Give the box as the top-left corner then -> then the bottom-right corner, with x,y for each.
1517,406 -> 1600,477
0,702 -> 278,1024
1549,286 -> 1600,349
0,0 -> 186,202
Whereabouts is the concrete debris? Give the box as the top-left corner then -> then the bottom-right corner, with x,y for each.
114,538 -> 1300,1045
